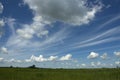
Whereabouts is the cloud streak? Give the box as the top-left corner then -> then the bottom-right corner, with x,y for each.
0,2 -> 3,14
97,15 -> 120,30
72,26 -> 120,49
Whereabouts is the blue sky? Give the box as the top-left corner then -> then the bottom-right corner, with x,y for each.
0,0 -> 120,68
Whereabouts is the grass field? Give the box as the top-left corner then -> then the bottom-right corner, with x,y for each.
0,67 -> 120,80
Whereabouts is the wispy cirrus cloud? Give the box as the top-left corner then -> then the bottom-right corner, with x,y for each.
71,26 -> 120,49
0,2 -> 3,14
97,15 -> 120,30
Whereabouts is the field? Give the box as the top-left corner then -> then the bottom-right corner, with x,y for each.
0,67 -> 120,80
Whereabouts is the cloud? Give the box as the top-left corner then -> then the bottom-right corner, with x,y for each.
114,52 -> 120,57
73,37 -> 120,49
91,62 -> 96,67
0,57 -> 4,62
48,56 -> 58,61
25,55 -> 47,62
78,27 -> 120,45
115,61 -> 120,65
100,53 -> 108,59
0,19 -> 5,37
6,18 -> 16,35
30,55 -> 47,62
6,26 -> 69,55
97,61 -> 101,66
73,26 -> 120,49
5,0 -> 102,56
81,63 -> 86,67
0,19 -> 5,27
60,54 -> 72,61
7,58 -> 22,63
16,15 -> 49,40
87,52 -> 99,59
91,61 -> 101,67
0,47 -> 8,54
97,15 -> 120,30
25,54 -> 72,62
16,27 -> 34,40
0,2 -> 3,14
9,0 -> 103,50
24,0 -> 102,25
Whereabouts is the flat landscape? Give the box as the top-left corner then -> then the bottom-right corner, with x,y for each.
0,68 -> 120,80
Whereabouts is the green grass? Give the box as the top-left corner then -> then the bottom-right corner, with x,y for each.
0,68 -> 120,80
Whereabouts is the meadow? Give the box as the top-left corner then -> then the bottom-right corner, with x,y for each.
0,67 -> 120,80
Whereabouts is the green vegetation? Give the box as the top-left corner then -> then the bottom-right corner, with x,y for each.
0,67 -> 120,80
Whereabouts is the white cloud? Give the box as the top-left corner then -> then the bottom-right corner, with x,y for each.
100,53 -> 108,59
114,52 -> 120,57
16,27 -> 34,39
81,63 -> 86,67
25,54 -> 72,62
115,61 -> 120,65
91,61 -> 101,67
7,58 -> 22,63
24,0 -> 102,25
0,57 -> 4,62
89,61 -> 102,67
0,47 -> 8,54
48,56 -> 58,61
16,15 -> 49,40
6,18 -> 16,35
91,62 -> 96,67
0,2 -> 3,14
25,55 -> 47,62
0,19 -> 5,27
0,19 -> 5,37
97,61 -> 101,66
87,52 -> 99,59
0,3 -> 4,37
25,59 -> 31,62
60,54 -> 72,61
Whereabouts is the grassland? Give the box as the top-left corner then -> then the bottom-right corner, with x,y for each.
0,67 -> 120,80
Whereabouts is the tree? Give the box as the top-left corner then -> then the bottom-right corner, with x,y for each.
29,65 -> 36,68
10,65 -> 13,68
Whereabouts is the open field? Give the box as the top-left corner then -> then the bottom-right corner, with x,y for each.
0,67 -> 120,80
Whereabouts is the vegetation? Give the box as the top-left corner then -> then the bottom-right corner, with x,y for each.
0,67 -> 120,80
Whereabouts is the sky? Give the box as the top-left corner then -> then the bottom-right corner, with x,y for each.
0,0 -> 120,68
